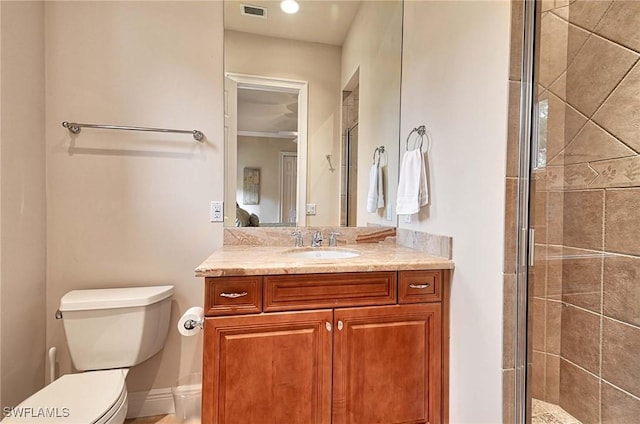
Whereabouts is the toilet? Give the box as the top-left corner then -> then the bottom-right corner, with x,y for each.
2,285 -> 174,424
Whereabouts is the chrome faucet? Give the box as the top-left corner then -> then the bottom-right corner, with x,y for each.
329,232 -> 341,247
291,230 -> 303,247
311,231 -> 323,247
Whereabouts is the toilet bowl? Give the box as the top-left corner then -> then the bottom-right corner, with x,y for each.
2,370 -> 128,424
1,285 -> 174,424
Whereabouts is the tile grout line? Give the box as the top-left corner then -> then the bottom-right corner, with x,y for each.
549,4 -> 636,55
601,378 -> 640,403
542,241 -> 640,261
590,57 -> 640,155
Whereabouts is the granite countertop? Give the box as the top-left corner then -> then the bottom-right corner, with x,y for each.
195,243 -> 454,277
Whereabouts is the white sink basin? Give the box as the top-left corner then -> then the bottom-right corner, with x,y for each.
282,247 -> 361,260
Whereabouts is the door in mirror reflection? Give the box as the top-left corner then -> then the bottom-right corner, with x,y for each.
280,153 -> 298,224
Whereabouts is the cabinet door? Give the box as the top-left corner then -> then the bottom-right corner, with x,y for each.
333,304 -> 442,424
203,310 -> 333,424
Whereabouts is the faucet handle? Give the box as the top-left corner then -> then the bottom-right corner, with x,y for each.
329,232 -> 341,247
311,231 -> 324,247
291,230 -> 303,247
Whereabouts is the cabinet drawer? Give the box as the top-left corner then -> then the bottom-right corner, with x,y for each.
204,276 -> 262,316
398,270 -> 442,303
264,272 -> 396,312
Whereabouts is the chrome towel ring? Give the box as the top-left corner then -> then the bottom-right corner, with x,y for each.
406,125 -> 427,151
373,146 -> 385,165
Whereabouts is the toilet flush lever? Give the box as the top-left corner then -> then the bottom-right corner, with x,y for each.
55,310 -> 63,319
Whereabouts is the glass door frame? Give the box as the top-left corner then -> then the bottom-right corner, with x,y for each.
514,0 -> 540,423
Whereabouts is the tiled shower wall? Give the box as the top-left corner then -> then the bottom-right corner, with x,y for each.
504,0 -> 640,423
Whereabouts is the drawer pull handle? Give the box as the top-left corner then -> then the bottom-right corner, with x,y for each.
219,292 -> 248,299
409,283 -> 430,289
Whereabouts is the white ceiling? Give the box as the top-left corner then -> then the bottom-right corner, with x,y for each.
237,88 -> 299,134
224,0 -> 362,46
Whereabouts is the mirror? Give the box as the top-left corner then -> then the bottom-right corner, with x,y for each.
224,0 -> 403,227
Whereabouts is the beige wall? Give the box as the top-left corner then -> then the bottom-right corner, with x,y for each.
225,30 -> 342,226
236,136 -> 297,223
341,0 -> 402,227
400,1 -> 511,422
0,1 -> 46,408
45,0 -> 223,397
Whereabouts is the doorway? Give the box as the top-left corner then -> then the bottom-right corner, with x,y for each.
224,73 -> 308,226
340,81 -> 359,227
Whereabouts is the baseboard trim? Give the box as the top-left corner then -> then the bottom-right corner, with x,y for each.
126,388 -> 174,419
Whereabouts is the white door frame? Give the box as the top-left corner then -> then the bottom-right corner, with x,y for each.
279,152 -> 298,223
225,72 -> 308,226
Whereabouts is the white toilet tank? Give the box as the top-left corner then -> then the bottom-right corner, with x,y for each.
59,285 -> 174,371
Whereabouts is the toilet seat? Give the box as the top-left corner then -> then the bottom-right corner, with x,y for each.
1,369 -> 127,423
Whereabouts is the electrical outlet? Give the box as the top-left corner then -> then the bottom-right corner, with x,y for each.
306,203 -> 317,215
210,201 -> 224,222
403,214 -> 411,224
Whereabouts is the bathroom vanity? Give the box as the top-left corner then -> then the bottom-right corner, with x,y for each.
196,243 -> 453,424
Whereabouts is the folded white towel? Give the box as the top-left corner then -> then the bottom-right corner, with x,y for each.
377,165 -> 385,209
396,149 -> 428,215
366,163 -> 385,213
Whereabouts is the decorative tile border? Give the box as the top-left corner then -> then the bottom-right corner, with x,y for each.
590,156 -> 640,189
536,157 -> 640,191
545,164 -> 598,190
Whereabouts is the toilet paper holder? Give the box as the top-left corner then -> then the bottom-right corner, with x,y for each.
178,306 -> 205,336
183,318 -> 203,331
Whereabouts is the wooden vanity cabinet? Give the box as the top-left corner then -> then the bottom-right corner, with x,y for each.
202,310 -> 333,424
202,270 -> 450,424
332,303 -> 442,424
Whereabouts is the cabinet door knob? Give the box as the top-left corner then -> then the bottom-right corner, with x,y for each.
337,320 -> 344,331
219,292 -> 248,299
326,322 -> 332,332
409,283 -> 430,289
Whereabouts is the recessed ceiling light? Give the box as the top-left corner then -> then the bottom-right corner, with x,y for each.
280,0 -> 299,14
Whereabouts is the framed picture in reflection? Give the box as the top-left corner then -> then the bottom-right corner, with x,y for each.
243,167 -> 260,205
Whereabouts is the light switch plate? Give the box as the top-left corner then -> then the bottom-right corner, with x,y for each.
306,203 -> 317,215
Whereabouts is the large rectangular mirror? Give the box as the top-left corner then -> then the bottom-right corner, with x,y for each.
224,0 -> 402,227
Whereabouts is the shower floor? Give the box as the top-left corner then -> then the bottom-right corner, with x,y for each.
532,399 -> 583,424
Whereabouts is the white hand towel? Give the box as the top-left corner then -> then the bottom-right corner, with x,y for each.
396,149 -> 428,215
367,163 -> 380,213
377,165 -> 385,209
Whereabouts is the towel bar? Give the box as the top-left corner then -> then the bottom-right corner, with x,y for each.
62,121 -> 205,142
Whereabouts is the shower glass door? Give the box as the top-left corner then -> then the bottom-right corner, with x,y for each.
527,1 -> 640,423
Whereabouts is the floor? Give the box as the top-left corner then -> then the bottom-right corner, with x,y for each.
124,415 -> 181,424
532,399 -> 583,424
127,401 -> 580,424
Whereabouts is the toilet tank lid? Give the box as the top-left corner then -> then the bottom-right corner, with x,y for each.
59,285 -> 174,311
